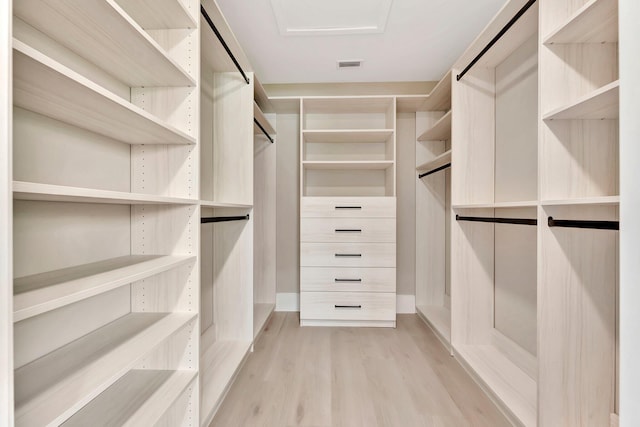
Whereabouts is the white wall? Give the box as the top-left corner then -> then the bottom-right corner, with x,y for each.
619,0 -> 640,424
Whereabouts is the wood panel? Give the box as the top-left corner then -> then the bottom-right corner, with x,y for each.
300,292 -> 396,322
301,267 -> 396,293
300,218 -> 396,243
300,243 -> 396,268
301,197 -> 396,218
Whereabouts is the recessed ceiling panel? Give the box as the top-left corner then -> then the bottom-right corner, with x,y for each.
270,0 -> 393,36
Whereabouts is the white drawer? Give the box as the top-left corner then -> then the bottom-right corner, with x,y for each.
300,218 -> 396,243
300,267 -> 396,292
301,197 -> 396,218
300,243 -> 396,268
300,292 -> 396,321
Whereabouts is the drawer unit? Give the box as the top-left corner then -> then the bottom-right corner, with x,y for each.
300,267 -> 396,292
300,218 -> 396,243
301,197 -> 396,218
300,292 -> 396,324
300,242 -> 396,268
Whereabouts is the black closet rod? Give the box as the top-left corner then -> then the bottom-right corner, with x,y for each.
418,163 -> 451,179
254,118 -> 275,143
547,217 -> 619,230
200,5 -> 250,85
456,215 -> 537,226
456,0 -> 537,81
201,214 -> 250,224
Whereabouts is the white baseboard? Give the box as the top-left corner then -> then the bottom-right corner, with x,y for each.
275,292 -> 415,314
276,293 -> 299,312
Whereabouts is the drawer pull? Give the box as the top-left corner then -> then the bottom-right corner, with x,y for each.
335,206 -> 362,210
335,253 -> 362,257
335,304 -> 362,309
334,278 -> 362,283
335,229 -> 362,233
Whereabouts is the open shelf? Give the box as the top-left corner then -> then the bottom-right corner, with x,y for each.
13,40 -> 196,145
302,96 -> 394,114
396,95 -> 428,113
543,81 -> 619,120
113,0 -> 197,30
14,312 -> 195,426
416,305 -> 451,348
200,340 -> 252,427
254,101 -> 276,136
421,72 -> 452,111
417,111 -> 451,141
14,0 -> 195,87
544,0 -> 618,44
455,344 -> 537,427
453,201 -> 538,209
14,255 -> 195,322
541,196 -> 619,207
303,161 -> 394,171
254,76 -> 274,113
416,150 -> 451,174
254,303 -> 275,339
200,200 -> 253,209
303,129 -> 393,144
63,369 -> 197,426
13,181 -> 197,205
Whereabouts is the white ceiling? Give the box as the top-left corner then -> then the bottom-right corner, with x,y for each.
216,0 -> 509,84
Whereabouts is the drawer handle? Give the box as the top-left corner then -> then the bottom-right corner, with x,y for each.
335,253 -> 362,257
335,229 -> 362,233
335,206 -> 362,210
335,304 -> 362,309
334,278 -> 362,283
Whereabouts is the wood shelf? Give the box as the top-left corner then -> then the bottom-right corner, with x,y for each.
13,40 -> 196,145
303,96 -> 394,114
14,312 -> 196,426
417,111 -> 451,141
421,72 -> 452,111
254,303 -> 275,339
254,101 -> 276,136
14,0 -> 195,87
254,76 -> 274,113
396,95 -> 428,113
544,0 -> 618,44
416,305 -> 451,348
543,81 -> 619,120
269,96 -> 301,114
14,255 -> 195,322
303,129 -> 394,144
455,345 -> 537,427
13,181 -> 197,205
453,201 -> 538,209
200,340 -> 252,427
416,150 -> 451,174
63,369 -> 197,426
113,0 -> 197,30
303,161 -> 394,171
200,200 -> 253,209
541,196 -> 619,207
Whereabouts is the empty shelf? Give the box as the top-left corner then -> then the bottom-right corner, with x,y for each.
541,196 -> 619,207
13,40 -> 195,145
14,255 -> 195,322
544,0 -> 618,44
254,101 -> 276,136
416,150 -> 452,174
254,303 -> 275,339
113,0 -> 197,30
15,312 -> 196,426
544,81 -> 619,120
396,95 -> 428,113
14,0 -> 195,87
63,369 -> 197,426
416,305 -> 451,347
303,129 -> 393,144
303,97 -> 394,114
13,181 -> 197,205
453,201 -> 538,209
421,72 -> 452,111
200,200 -> 253,209
417,111 -> 452,141
303,161 -> 394,170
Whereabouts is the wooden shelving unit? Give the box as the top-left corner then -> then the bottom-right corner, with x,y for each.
416,150 -> 451,174
303,129 -> 393,143
303,160 -> 394,170
543,80 -> 619,120
417,110 -> 451,141
543,0 -> 618,44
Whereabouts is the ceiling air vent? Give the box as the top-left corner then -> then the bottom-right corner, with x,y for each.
337,60 -> 362,69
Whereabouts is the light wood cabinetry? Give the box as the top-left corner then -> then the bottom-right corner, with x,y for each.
300,98 -> 397,327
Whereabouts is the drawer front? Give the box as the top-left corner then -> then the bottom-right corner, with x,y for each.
300,292 -> 396,321
300,243 -> 396,268
301,197 -> 396,218
301,267 -> 396,292
301,218 -> 396,243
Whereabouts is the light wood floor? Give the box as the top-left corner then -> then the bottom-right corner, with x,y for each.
210,313 -> 511,427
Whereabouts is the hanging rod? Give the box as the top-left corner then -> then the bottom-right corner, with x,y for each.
254,118 -> 274,143
200,5 -> 250,85
418,163 -> 451,179
547,217 -> 619,230
456,0 -> 537,81
201,214 -> 250,224
456,215 -> 537,226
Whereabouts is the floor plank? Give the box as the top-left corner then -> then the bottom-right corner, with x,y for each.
210,313 -> 511,427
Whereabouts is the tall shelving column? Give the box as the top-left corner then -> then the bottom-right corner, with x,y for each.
299,96 -> 397,327
538,0 -> 619,425
11,0 -> 201,425
415,72 -> 453,350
